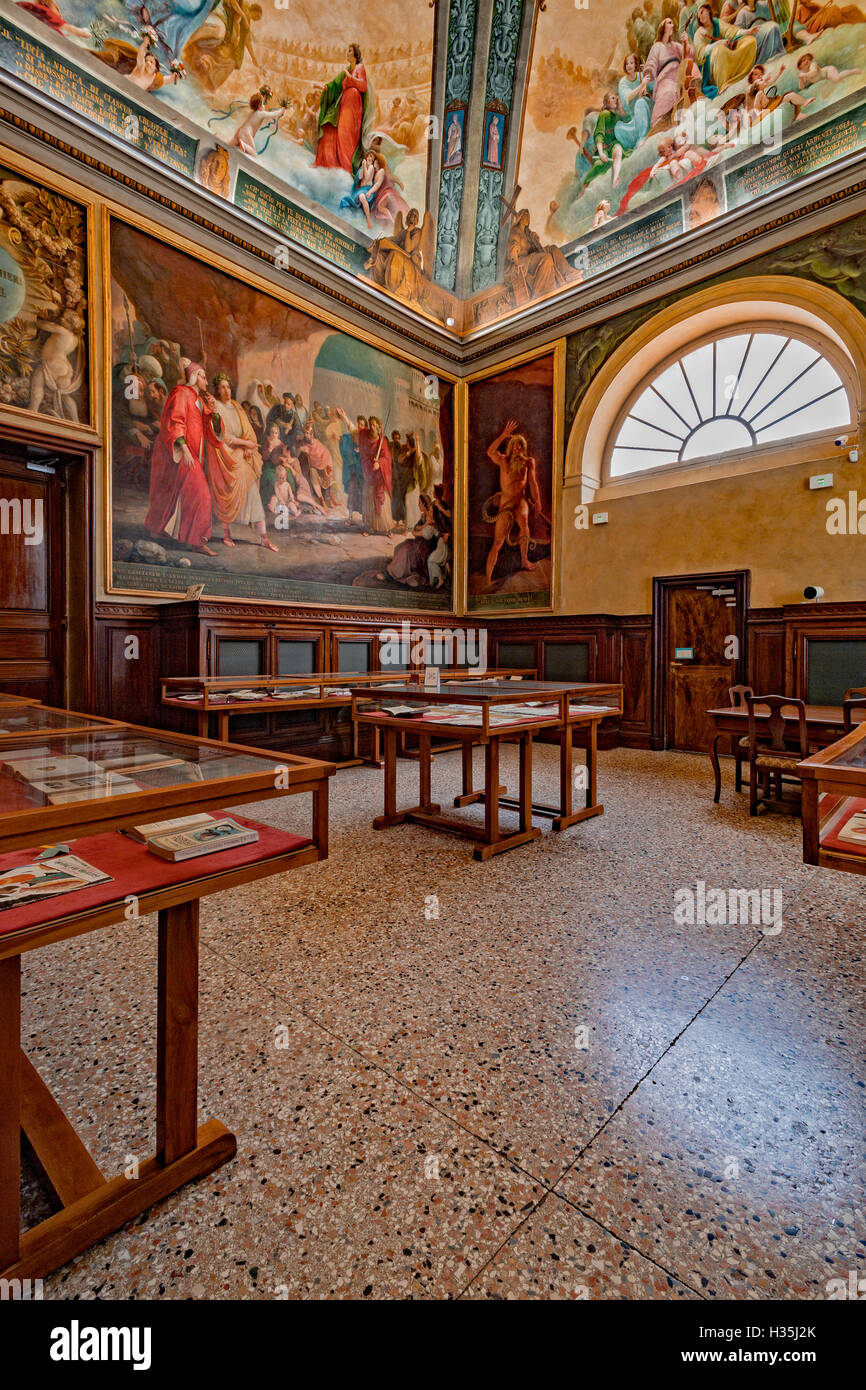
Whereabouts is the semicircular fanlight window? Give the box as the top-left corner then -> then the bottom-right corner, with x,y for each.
609,333 -> 851,478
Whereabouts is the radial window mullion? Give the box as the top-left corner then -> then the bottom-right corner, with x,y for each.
738,336 -> 792,418
755,385 -> 847,437
748,356 -> 823,427
678,358 -> 703,426
726,334 -> 754,417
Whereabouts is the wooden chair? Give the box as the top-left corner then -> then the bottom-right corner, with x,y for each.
843,696 -> 866,734
746,694 -> 809,816
728,684 -> 753,793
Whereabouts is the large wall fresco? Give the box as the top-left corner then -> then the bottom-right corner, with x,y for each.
109,220 -> 455,610
4,2 -> 436,252
518,2 -> 866,283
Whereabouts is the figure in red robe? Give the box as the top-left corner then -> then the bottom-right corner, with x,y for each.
145,362 -> 221,555
358,416 -> 394,535
314,43 -> 369,175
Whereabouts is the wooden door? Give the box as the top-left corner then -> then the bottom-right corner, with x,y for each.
664,585 -> 738,752
0,453 -> 65,703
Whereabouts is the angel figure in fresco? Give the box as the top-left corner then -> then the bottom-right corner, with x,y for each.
183,0 -> 264,94
29,311 -> 85,422
227,89 -> 286,157
92,34 -> 183,92
365,209 -> 435,303
125,2 -> 217,63
314,43 -> 372,176
483,420 -> 543,586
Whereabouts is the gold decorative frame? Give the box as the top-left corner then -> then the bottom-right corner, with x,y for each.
0,144 -> 98,439
102,204 -> 461,616
461,338 -> 564,617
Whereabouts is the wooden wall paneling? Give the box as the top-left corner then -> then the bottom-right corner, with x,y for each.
746,611 -> 787,696
95,606 -> 161,725
617,618 -> 653,748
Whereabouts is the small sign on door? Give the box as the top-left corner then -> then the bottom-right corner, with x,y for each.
674,647 -> 694,660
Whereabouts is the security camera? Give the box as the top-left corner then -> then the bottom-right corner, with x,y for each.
803,585 -> 824,601
834,436 -> 849,447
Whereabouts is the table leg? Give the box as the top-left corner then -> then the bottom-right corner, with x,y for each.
218,713 -> 230,743
518,733 -> 532,832
473,735 -> 541,860
551,719 -> 603,832
418,735 -> 440,814
454,737 -> 507,809
157,902 -> 199,1166
709,732 -> 722,804
313,777 -> 329,858
559,722 -> 573,821
0,956 -> 20,1270
483,738 -> 500,848
197,711 -> 209,739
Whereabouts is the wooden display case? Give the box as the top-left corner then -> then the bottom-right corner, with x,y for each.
799,719 -> 866,876
0,711 -> 334,1280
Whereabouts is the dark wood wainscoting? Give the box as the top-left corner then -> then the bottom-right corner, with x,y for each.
91,598 -> 866,759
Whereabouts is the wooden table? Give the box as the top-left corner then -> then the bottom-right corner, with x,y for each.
706,704 -> 866,803
0,718 -> 333,1281
352,681 -> 617,860
161,669 -> 538,768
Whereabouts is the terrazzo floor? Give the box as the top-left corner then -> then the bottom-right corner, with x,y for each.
18,745 -> 866,1300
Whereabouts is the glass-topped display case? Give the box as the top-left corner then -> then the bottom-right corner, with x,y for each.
0,704 -> 115,740
0,722 -> 332,853
799,720 -> 866,875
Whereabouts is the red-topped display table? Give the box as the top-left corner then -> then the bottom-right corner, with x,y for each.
0,716 -> 333,1282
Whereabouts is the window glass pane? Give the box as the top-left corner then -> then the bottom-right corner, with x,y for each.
681,417 -> 752,461
631,383 -> 691,437
756,387 -> 849,443
653,361 -> 701,429
609,331 -> 850,479
716,334 -> 752,415
680,342 -> 714,423
617,413 -> 682,450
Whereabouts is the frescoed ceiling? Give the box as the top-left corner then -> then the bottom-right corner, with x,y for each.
3,0 -> 866,338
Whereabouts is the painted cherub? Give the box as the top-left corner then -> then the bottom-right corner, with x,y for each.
797,52 -> 859,89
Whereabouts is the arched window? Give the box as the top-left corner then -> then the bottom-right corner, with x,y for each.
608,329 -> 854,480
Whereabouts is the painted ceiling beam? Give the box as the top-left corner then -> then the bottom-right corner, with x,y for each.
470,0 -> 534,294
432,0 -> 486,292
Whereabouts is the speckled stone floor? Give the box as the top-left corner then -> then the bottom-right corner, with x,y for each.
19,745 -> 866,1300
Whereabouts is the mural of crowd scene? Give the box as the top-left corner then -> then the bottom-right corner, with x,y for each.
15,1 -> 435,239
0,163 -> 88,423
466,353 -> 555,613
519,1 -> 866,251
109,220 -> 454,610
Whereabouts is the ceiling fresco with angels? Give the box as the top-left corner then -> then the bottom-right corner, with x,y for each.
3,0 -> 866,333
